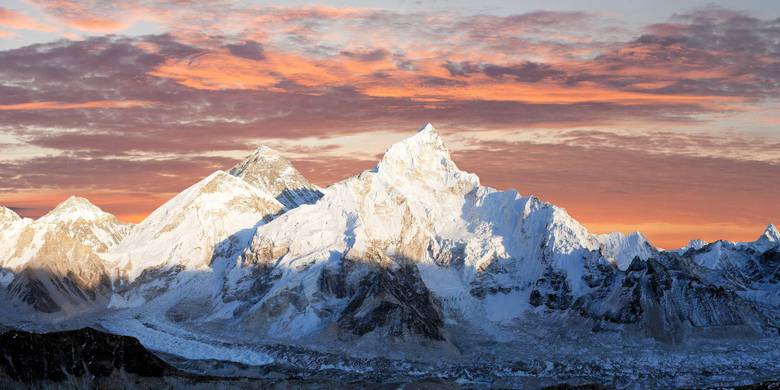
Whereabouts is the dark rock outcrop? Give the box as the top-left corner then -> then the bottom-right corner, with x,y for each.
0,327 -> 174,382
337,260 -> 446,341
530,267 -> 573,310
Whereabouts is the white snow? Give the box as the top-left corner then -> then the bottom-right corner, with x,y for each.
102,316 -> 274,365
226,123 -> 628,333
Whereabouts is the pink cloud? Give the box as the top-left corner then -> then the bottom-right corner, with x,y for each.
0,6 -> 54,32
0,100 -> 151,110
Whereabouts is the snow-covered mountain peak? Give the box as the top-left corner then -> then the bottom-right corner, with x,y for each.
229,146 -> 323,209
110,170 -> 286,283
128,170 -> 282,227
32,196 -> 130,254
230,146 -> 290,180
249,145 -> 283,160
417,122 -> 436,134
681,239 -> 707,252
753,223 -> 780,251
0,196 -> 130,310
39,196 -> 113,223
376,123 -> 479,189
762,224 -> 779,242
194,170 -> 251,197
0,206 -> 21,228
385,122 -> 447,159
595,231 -> 657,270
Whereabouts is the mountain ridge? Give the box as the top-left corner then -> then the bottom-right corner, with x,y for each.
0,123 -> 778,383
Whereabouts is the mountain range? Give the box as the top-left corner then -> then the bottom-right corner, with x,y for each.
1,123 -> 779,387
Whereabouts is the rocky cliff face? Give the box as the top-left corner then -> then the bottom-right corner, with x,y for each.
671,226 -> 780,309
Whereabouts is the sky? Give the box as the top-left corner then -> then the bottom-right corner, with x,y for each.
0,0 -> 779,249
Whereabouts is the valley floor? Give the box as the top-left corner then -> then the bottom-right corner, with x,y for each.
2,285 -> 780,389
11,315 -> 779,388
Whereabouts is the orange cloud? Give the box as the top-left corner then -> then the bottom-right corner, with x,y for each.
2,5 -> 779,251
27,0 -> 138,33
0,6 -> 54,32
361,79 -> 743,106
0,100 -> 152,110
149,53 -> 279,90
64,16 -> 127,32
148,51 -> 356,91
147,45 -> 745,110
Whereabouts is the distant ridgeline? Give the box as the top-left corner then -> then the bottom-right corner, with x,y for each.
0,124 -> 778,388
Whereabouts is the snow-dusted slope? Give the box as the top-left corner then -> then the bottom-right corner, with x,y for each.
3,197 -> 131,313
229,146 -> 323,209
574,252 -> 774,341
108,171 -> 285,306
0,207 -> 31,285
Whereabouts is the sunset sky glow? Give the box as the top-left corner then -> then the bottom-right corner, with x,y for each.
0,0 -> 779,248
